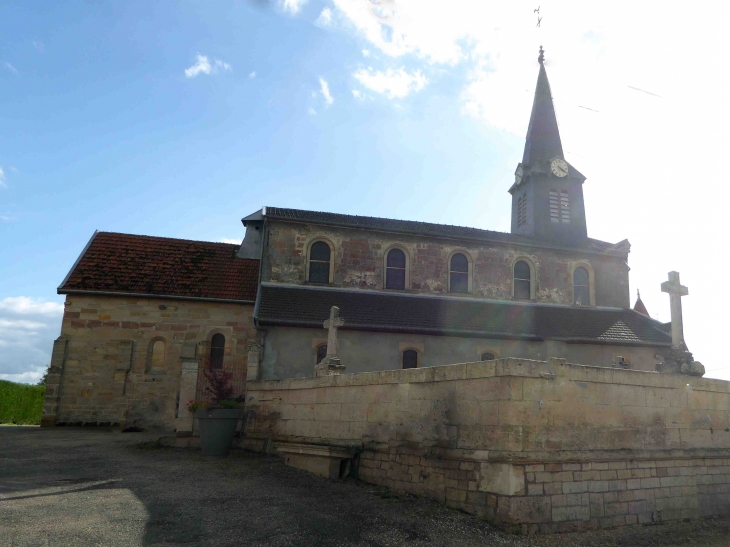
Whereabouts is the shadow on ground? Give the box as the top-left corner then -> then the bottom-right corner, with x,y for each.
1,427 -> 729,546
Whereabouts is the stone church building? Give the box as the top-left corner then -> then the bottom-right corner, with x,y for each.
43,51 -> 678,431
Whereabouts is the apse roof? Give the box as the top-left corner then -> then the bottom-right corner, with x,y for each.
58,231 -> 259,302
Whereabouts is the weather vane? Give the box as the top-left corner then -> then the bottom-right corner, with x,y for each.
535,5 -> 542,27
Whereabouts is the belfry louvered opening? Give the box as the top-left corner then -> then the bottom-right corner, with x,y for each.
517,194 -> 527,228
549,190 -> 570,223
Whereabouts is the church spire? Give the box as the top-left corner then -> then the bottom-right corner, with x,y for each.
522,46 -> 564,166
633,289 -> 650,317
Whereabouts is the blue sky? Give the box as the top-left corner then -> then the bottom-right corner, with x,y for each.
2,0 -> 729,383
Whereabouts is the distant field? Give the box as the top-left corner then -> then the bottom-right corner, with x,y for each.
0,380 -> 45,425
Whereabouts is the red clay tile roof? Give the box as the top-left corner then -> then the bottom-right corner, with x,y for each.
59,232 -> 259,302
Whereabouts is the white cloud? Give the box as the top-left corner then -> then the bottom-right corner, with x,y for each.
308,107 -> 317,116
249,71 -> 257,79
219,238 -> 240,244
0,167 -> 6,188
184,54 -> 232,78
362,49 -> 370,58
0,297 -> 64,316
3,61 -> 18,74
319,77 -> 334,105
0,214 -> 15,222
0,370 -> 45,384
0,296 -> 63,383
316,7 -> 333,26
281,0 -> 307,15
32,41 -> 44,53
352,89 -> 363,99
353,67 -> 427,99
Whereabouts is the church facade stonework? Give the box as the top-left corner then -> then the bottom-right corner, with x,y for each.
43,50 -> 724,533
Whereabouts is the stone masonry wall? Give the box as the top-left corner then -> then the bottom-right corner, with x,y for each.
263,220 -> 630,308
245,358 -> 730,532
356,448 -> 730,534
43,295 -> 256,429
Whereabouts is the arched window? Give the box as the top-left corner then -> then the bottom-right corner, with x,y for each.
385,248 -> 407,290
514,260 -> 531,300
316,344 -> 328,364
146,338 -> 165,373
308,241 -> 331,283
210,333 -> 225,369
449,253 -> 469,293
402,349 -> 418,369
574,267 -> 590,306
481,352 -> 495,361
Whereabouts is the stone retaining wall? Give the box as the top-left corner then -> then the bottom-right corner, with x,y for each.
244,358 -> 730,533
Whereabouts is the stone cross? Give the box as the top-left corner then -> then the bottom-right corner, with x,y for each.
661,271 -> 688,347
323,306 -> 345,359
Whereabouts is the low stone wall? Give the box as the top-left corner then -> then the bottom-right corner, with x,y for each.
244,358 -> 730,533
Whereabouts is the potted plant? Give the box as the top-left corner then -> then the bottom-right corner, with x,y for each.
186,360 -> 245,457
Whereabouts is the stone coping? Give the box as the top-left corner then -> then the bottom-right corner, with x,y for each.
264,435 -> 730,464
274,442 -> 357,458
248,358 -> 730,393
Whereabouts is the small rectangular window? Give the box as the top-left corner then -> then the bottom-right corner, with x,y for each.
309,262 -> 330,283
514,279 -> 531,300
386,268 -> 406,290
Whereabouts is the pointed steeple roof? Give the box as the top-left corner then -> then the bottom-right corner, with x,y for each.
633,289 -> 650,317
522,47 -> 564,166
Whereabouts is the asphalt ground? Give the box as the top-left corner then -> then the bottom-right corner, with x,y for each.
2,426 -> 730,547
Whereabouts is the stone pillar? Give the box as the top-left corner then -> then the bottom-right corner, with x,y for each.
41,336 -> 68,427
114,340 -> 134,396
176,342 -> 200,434
246,343 -> 262,383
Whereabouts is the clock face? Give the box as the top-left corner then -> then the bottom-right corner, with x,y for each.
515,165 -> 523,184
551,159 -> 569,177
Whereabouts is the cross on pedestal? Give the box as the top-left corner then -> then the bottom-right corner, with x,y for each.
315,306 -> 347,377
661,271 -> 688,347
323,306 -> 345,359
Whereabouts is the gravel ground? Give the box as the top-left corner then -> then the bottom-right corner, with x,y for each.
2,427 -> 730,546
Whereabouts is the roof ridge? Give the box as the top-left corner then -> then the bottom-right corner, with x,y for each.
265,206 -> 620,250
97,231 -> 241,247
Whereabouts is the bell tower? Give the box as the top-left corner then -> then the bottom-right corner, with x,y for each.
509,47 -> 588,247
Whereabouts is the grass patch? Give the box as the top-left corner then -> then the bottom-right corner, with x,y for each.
0,379 -> 45,425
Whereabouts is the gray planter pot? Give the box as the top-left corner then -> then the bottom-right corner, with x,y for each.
195,408 -> 245,457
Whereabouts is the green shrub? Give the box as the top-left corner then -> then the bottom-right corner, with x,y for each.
0,380 -> 45,425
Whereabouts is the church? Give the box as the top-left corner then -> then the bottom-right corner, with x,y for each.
43,50 -> 687,431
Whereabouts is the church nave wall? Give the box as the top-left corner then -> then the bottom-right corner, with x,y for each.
263,221 -> 629,308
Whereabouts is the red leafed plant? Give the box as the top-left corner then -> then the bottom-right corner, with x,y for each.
203,360 -> 235,403
186,359 -> 243,412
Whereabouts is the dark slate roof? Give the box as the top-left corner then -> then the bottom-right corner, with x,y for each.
59,232 -> 259,302
256,284 -> 672,346
523,55 -> 563,166
263,207 -> 624,255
